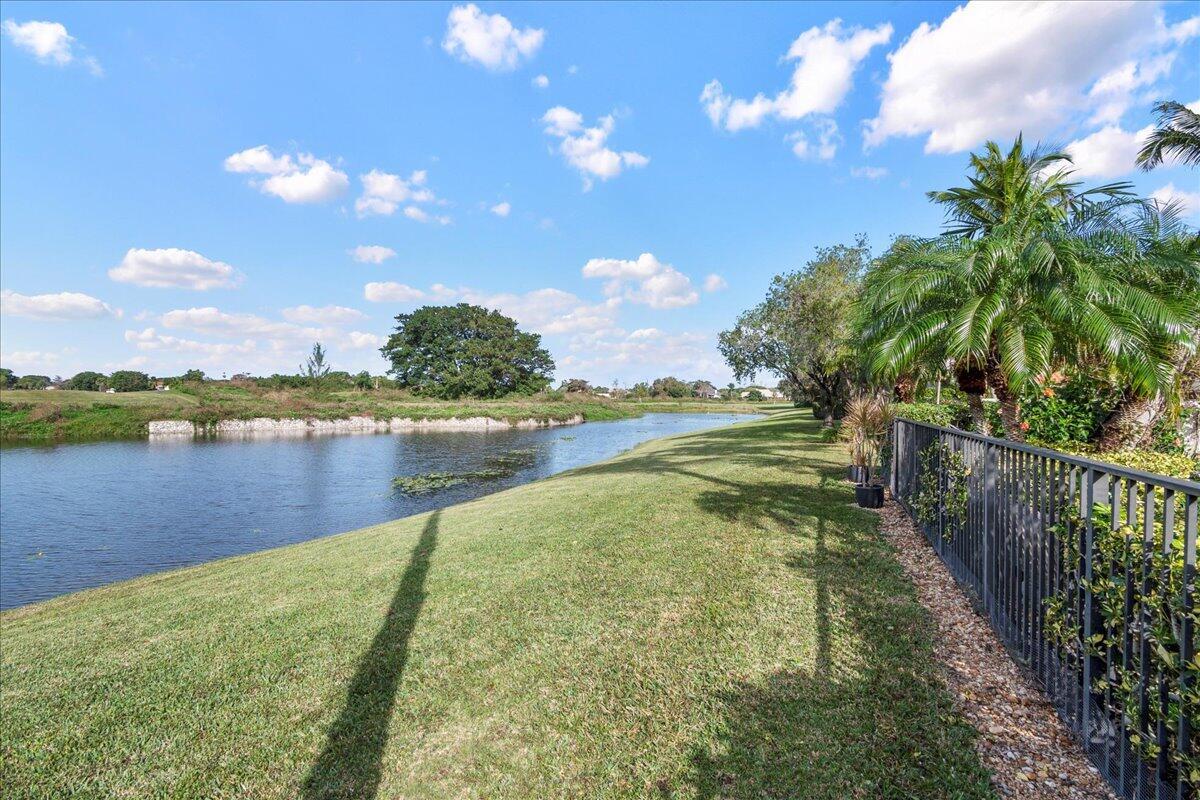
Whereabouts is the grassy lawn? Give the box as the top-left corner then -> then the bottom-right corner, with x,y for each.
0,411 -> 992,798
0,385 -> 766,440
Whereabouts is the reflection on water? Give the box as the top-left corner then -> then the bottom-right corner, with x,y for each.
0,413 -> 756,609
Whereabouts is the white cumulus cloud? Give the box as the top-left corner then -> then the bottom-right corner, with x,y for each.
490,201 -> 511,217
703,274 -> 728,292
108,248 -> 241,290
364,282 -> 427,303
863,2 -> 1191,153
343,331 -> 385,350
850,165 -> 889,180
281,305 -> 367,325
785,119 -> 842,161
159,308 -> 320,347
443,4 -> 544,71
532,74 -> 549,88
403,206 -> 451,225
350,245 -> 397,264
1065,124 -> 1155,178
0,350 -> 62,370
224,146 -> 348,204
701,19 -> 892,132
561,329 -> 730,385
1,289 -> 121,320
356,169 -> 439,218
3,19 -> 101,74
456,286 -> 620,336
542,107 -> 648,189
582,253 -> 699,309
125,328 -> 257,358
1151,182 -> 1200,217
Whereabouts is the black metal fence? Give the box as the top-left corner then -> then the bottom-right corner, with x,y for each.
890,418 -> 1197,800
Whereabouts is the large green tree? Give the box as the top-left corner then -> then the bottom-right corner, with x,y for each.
108,371 -> 151,392
651,376 -> 690,398
858,137 -> 1197,442
719,237 -> 866,425
381,304 -> 554,399
67,371 -> 106,391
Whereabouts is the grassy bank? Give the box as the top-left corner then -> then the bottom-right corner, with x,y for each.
0,384 -> 769,441
0,411 -> 991,798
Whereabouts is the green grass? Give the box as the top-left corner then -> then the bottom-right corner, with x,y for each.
0,412 -> 993,798
0,386 -> 764,441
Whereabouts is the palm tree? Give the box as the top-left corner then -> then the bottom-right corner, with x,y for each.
1137,101 -> 1200,171
1091,207 -> 1200,448
859,137 -> 1196,442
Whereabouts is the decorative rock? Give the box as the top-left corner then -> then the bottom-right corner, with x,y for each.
147,414 -> 586,437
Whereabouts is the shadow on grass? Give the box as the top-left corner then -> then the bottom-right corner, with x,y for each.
301,510 -> 440,800
686,512 -> 991,798
583,413 -> 994,798
691,510 -> 988,796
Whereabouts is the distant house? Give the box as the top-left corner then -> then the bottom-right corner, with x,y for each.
154,382 -> 171,391
692,380 -> 718,399
43,385 -> 59,391
739,385 -> 785,400
105,388 -> 116,394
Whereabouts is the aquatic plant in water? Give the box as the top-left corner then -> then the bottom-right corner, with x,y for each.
392,447 -> 541,494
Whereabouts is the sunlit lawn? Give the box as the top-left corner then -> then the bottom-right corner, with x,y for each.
0,411 -> 993,798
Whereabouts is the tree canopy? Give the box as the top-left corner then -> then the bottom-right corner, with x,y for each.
67,371 -> 106,391
13,374 -> 50,390
858,137 -> 1198,441
651,376 -> 691,398
719,236 -> 867,423
108,371 -> 151,392
380,304 -> 554,399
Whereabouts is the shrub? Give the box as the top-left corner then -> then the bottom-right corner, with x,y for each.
1020,376 -> 1118,447
1094,449 -> 1199,482
1044,499 -> 1198,785
891,402 -> 959,428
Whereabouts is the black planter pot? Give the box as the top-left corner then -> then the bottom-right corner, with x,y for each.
855,483 -> 884,508
847,465 -> 868,483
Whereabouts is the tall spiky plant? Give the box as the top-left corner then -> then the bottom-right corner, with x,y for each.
1136,100 -> 1200,171
859,137 -> 1195,442
839,394 -> 893,482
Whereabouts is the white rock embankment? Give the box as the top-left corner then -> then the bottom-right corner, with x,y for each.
147,414 -> 585,437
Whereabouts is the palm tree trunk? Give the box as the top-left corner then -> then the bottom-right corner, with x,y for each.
966,393 -> 988,435
985,352 -> 1023,442
1095,391 -> 1160,450
955,360 -> 989,436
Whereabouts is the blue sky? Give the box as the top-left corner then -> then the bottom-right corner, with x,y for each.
2,1 -> 1198,386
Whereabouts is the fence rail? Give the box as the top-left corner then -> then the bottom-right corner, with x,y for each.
890,418 -> 1197,800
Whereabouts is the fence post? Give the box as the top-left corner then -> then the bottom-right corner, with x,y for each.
890,419 -> 898,498
982,441 -> 993,615
1178,494 -> 1196,799
1081,468 -> 1109,759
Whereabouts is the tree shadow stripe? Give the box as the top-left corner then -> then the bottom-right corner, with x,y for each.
301,510 -> 440,800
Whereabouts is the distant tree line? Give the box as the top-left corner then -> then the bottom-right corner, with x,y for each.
0,368 -> 159,393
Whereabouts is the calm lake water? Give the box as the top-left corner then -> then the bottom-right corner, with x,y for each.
0,413 -> 756,609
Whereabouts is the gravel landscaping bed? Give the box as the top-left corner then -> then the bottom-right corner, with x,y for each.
875,499 -> 1116,800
